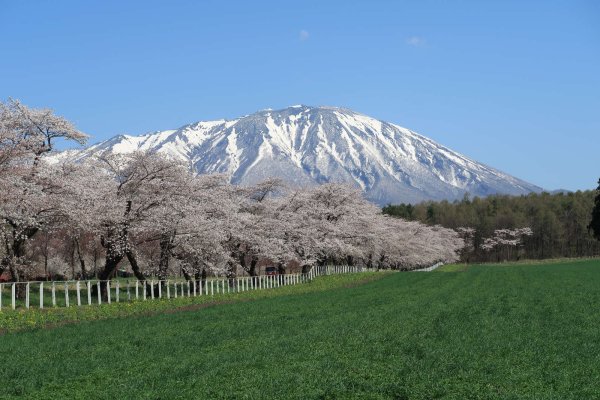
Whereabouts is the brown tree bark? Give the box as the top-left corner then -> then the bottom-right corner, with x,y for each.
74,237 -> 88,279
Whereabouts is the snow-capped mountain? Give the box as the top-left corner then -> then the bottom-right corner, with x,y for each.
52,105 -> 542,205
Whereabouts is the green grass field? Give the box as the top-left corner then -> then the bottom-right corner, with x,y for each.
1,259 -> 600,399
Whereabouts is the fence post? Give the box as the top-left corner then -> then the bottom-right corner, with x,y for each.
135,281 -> 139,300
76,281 -> 81,306
65,282 -> 69,307
116,281 -> 120,303
107,281 -> 111,304
87,281 -> 92,305
151,280 -> 155,299
25,282 -> 30,309
210,280 -> 214,296
174,281 -> 178,298
193,280 -> 197,297
166,280 -> 170,299
187,281 -> 191,297
11,283 -> 15,310
97,281 -> 101,305
158,280 -> 162,299
142,281 -> 147,301
52,282 -> 57,307
39,282 -> 44,309
127,281 -> 131,301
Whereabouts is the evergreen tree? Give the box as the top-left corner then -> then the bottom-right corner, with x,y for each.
383,189 -> 600,261
588,178 -> 600,241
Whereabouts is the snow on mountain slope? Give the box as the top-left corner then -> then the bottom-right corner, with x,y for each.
49,105 -> 542,205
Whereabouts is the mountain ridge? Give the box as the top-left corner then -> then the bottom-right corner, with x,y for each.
49,105 -> 543,205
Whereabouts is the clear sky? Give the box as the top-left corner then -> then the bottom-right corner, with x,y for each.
1,0 -> 598,191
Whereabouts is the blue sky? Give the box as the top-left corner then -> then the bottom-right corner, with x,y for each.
1,0 -> 598,191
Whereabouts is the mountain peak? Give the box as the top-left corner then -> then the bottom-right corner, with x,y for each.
49,106 -> 543,204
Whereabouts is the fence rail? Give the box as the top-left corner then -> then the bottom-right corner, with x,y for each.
0,265 -> 366,311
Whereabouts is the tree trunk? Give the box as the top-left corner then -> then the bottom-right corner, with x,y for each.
97,239 -> 125,301
6,235 -> 31,298
74,237 -> 88,279
277,262 -> 286,284
158,231 -> 176,280
201,268 -> 207,290
69,239 -> 76,280
125,250 -> 146,281
2,225 -> 38,288
248,255 -> 259,277
93,245 -> 98,278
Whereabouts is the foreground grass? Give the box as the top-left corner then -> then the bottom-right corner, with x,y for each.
1,260 -> 600,399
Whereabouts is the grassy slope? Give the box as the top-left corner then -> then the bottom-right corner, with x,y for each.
1,260 -> 600,399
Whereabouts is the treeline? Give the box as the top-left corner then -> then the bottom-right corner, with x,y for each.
383,191 -> 600,261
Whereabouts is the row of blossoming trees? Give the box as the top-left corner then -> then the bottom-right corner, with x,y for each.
0,100 -> 464,290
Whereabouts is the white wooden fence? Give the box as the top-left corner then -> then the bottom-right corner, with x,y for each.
0,265 -> 365,311
412,262 -> 444,272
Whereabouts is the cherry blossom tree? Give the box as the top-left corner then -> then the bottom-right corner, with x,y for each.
1,101 -> 466,287
481,227 -> 533,261
0,100 -> 87,286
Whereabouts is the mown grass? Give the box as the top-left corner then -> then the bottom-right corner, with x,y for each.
434,263 -> 470,272
1,260 -> 600,399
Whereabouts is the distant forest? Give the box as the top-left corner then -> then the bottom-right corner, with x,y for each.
383,190 -> 600,262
